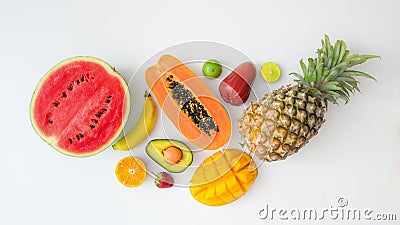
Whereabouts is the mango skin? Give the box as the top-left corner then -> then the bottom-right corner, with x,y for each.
190,149 -> 258,206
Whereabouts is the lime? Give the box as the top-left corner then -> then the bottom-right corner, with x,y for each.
202,59 -> 222,78
261,62 -> 280,82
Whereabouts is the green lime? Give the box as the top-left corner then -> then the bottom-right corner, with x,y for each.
202,59 -> 222,78
261,62 -> 280,82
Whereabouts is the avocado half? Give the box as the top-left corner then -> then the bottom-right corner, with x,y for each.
146,139 -> 193,173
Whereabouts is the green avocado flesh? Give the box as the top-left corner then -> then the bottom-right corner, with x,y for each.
146,139 -> 193,173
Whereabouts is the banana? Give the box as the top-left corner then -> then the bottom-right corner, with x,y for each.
112,92 -> 157,151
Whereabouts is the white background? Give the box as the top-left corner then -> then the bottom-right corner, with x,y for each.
1,0 -> 399,224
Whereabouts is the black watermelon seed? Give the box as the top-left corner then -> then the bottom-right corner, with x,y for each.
76,135 -> 80,141
62,92 -> 67,98
68,84 -> 73,90
53,102 -> 59,107
79,133 -> 84,138
69,138 -> 73,144
92,119 -> 98,124
107,96 -> 112,98
105,99 -> 110,103
101,108 -> 107,112
91,76 -> 94,79
81,76 -> 85,82
90,125 -> 95,129
76,80 -> 80,84
48,120 -> 53,124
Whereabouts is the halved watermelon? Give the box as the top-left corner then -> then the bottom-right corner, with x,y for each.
30,56 -> 130,157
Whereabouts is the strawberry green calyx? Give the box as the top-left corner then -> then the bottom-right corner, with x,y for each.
153,172 -> 174,188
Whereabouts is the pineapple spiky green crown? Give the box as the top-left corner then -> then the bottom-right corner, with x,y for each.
238,35 -> 378,162
290,35 -> 379,107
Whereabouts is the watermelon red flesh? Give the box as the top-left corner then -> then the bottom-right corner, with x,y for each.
31,57 -> 129,156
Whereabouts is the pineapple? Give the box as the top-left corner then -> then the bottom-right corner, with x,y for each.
238,35 -> 379,162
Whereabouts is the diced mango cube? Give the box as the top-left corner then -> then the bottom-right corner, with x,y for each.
190,149 -> 258,206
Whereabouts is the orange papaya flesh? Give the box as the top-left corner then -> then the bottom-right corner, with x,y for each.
190,149 -> 258,206
145,55 -> 231,150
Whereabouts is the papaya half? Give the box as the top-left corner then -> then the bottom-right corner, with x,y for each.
145,55 -> 231,150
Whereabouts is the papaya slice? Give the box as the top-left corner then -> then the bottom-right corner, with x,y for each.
145,55 -> 231,150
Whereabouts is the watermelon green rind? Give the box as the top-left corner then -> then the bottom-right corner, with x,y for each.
30,56 -> 130,157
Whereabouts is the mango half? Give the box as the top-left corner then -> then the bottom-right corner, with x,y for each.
190,149 -> 258,206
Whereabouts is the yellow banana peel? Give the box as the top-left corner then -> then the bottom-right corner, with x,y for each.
113,92 -> 157,151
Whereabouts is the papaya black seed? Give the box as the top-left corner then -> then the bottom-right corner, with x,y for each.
79,133 -> 84,138
90,125 -> 95,129
62,92 -> 67,98
92,119 -> 98,123
69,138 -> 73,144
68,84 -> 73,90
105,99 -> 110,103
168,79 -> 218,136
48,120 -> 53,124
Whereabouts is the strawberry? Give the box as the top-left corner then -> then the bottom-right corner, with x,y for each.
154,172 -> 174,188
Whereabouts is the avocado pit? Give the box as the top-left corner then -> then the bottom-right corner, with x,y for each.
145,139 -> 193,173
162,146 -> 183,164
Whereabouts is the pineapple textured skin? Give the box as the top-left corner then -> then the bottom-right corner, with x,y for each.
238,85 -> 325,161
238,35 -> 378,162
